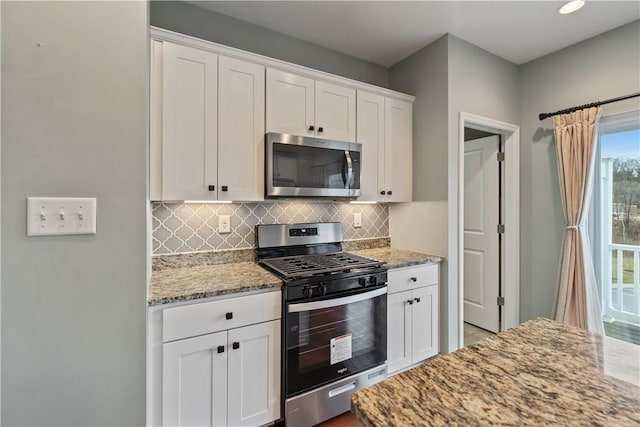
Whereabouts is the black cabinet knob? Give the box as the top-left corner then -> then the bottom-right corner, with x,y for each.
221,185 -> 228,192
317,127 -> 324,133
232,342 -> 240,350
308,125 -> 315,131
319,284 -> 327,295
414,297 -> 421,303
217,345 -> 225,354
380,191 -> 386,195
406,300 -> 414,305
369,276 -> 378,286
208,185 -> 215,191
410,277 -> 417,282
387,190 -> 393,195
225,312 -> 233,320
358,277 -> 367,287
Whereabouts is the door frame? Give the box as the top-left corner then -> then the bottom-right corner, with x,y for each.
458,112 -> 520,348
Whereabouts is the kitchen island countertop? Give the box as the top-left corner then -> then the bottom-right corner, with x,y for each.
352,317 -> 640,426
350,247 -> 443,269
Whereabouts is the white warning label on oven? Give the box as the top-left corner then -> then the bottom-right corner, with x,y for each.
330,333 -> 352,365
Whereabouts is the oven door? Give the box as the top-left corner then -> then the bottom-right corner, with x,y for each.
285,286 -> 387,397
265,132 -> 361,198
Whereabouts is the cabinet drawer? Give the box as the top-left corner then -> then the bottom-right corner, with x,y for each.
388,264 -> 438,294
163,291 -> 281,343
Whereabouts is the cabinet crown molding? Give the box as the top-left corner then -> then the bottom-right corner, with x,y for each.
150,26 -> 415,103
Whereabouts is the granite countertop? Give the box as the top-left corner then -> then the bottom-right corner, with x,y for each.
350,247 -> 443,269
148,262 -> 281,306
352,317 -> 640,426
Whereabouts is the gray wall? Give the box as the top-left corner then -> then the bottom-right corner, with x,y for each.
150,1 -> 389,88
1,2 -> 148,425
519,20 -> 640,322
388,34 -> 520,353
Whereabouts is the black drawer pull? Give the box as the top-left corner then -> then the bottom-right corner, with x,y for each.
225,312 -> 233,320
217,345 -> 225,354
414,297 -> 421,303
232,342 -> 240,350
208,185 -> 215,191
410,277 -> 417,282
221,186 -> 228,192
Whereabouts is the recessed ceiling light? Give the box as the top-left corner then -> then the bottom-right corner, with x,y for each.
558,0 -> 585,15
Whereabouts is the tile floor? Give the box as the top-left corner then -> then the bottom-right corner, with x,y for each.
464,322 -> 495,346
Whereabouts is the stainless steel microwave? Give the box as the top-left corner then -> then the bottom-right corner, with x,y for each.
265,133 -> 362,199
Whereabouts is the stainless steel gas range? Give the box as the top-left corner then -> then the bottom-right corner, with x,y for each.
256,223 -> 388,427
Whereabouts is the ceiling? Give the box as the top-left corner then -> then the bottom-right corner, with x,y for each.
187,1 -> 640,67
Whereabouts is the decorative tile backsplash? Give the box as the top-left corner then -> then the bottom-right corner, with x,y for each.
152,201 -> 389,255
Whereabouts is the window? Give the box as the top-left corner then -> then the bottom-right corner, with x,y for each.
594,110 -> 640,343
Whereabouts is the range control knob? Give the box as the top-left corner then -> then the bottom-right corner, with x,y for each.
369,276 -> 378,286
319,284 -> 328,295
358,277 -> 367,287
302,285 -> 313,298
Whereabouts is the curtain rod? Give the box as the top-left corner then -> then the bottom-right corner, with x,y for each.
538,92 -> 640,121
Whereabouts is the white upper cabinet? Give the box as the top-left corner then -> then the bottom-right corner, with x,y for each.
160,41 -> 218,201
151,40 -> 266,201
266,68 -> 356,142
356,91 -> 385,201
266,69 -> 315,137
218,56 -> 265,201
384,98 -> 412,202
357,92 -> 412,202
315,80 -> 356,142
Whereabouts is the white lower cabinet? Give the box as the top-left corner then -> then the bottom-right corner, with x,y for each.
155,291 -> 282,427
387,264 -> 439,375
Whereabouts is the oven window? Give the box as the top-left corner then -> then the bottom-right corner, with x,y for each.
273,143 -> 360,189
286,291 -> 386,395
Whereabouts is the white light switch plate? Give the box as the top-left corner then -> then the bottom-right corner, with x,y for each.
354,212 -> 362,228
27,197 -> 97,236
218,215 -> 231,233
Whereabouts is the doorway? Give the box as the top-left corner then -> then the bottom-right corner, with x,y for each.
458,113 -> 520,349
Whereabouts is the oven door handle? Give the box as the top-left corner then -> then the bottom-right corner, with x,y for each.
288,286 -> 387,313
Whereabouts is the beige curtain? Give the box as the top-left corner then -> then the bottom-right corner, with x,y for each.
553,106 -> 604,334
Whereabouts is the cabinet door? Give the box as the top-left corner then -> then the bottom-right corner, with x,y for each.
315,80 -> 356,142
227,320 -> 281,427
356,91 -> 385,201
218,56 -> 265,201
162,42 -> 218,201
266,68 -> 314,137
387,291 -> 413,374
384,98 -> 412,202
163,331 -> 228,427
411,285 -> 439,363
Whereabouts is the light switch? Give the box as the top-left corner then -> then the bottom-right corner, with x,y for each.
354,212 -> 362,228
27,197 -> 97,236
218,215 -> 231,234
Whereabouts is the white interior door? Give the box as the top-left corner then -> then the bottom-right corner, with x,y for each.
464,135 -> 500,333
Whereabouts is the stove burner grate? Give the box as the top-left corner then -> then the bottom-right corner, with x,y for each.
260,252 -> 383,279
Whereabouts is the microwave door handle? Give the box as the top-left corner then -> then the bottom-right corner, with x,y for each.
344,150 -> 354,189
341,153 -> 347,188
